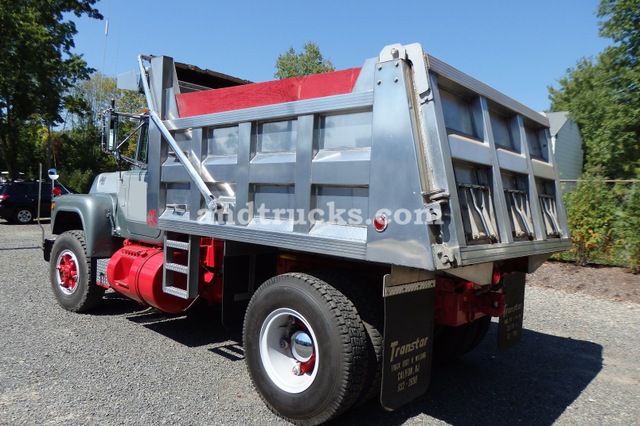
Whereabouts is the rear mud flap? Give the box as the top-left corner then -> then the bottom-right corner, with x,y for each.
498,272 -> 526,350
381,275 -> 435,411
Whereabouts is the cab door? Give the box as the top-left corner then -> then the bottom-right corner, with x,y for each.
117,170 -> 162,241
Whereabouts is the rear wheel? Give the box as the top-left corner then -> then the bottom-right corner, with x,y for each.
50,230 -> 104,312
433,315 -> 492,363
12,207 -> 34,224
243,273 -> 368,425
311,270 -> 383,405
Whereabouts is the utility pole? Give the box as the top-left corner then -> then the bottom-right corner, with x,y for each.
47,122 -> 52,176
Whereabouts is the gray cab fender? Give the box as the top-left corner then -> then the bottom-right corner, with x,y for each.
51,193 -> 120,258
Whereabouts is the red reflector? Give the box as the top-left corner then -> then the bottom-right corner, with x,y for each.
492,268 -> 502,285
373,214 -> 388,232
52,187 -> 62,197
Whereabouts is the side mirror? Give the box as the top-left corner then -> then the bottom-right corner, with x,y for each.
48,168 -> 59,181
102,101 -> 119,152
48,168 -> 61,199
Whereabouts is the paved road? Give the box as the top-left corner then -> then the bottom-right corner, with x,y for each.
1,220 -> 639,425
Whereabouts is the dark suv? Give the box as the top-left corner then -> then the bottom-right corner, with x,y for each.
0,181 -> 73,224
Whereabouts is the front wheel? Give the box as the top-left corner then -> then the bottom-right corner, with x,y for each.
50,230 -> 104,312
243,273 -> 368,425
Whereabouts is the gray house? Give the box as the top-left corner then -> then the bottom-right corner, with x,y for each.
544,111 -> 584,193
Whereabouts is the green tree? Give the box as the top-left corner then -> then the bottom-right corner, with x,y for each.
599,0 -> 640,67
54,72 -> 146,191
64,72 -> 145,130
0,0 -> 102,179
274,42 -> 335,79
549,0 -> 640,267
549,0 -> 640,180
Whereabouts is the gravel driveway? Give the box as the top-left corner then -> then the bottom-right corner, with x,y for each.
1,220 -> 638,425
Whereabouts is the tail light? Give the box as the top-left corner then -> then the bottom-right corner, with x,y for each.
0,194 -> 8,202
492,266 -> 502,285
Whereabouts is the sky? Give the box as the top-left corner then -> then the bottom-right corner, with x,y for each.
70,0 -> 610,113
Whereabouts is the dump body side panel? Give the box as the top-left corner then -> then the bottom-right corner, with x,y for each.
158,86 -> 376,261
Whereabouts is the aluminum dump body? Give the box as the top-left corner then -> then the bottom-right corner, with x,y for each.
140,43 -> 570,280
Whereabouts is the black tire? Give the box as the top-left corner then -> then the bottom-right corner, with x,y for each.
466,314 -> 492,353
433,315 -> 492,364
310,270 -> 383,406
49,230 -> 105,312
243,273 -> 368,425
12,207 -> 34,224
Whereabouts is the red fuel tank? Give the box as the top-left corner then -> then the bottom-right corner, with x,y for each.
106,242 -> 192,314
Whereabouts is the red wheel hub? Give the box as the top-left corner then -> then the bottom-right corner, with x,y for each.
58,253 -> 78,290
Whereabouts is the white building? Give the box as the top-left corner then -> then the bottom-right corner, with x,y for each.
544,111 -> 584,193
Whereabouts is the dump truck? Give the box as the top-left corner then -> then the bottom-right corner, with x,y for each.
43,43 -> 571,425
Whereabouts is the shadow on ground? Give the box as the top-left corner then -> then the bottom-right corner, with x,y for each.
335,324 -> 603,425
95,292 -> 242,349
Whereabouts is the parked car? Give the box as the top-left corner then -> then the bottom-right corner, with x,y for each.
0,180 -> 74,224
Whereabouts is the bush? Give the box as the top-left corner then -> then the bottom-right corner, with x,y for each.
564,173 -> 618,266
616,183 -> 640,273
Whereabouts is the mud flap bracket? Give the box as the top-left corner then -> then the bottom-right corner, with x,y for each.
380,267 -> 435,411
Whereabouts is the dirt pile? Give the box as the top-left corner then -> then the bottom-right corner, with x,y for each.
528,261 -> 640,304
